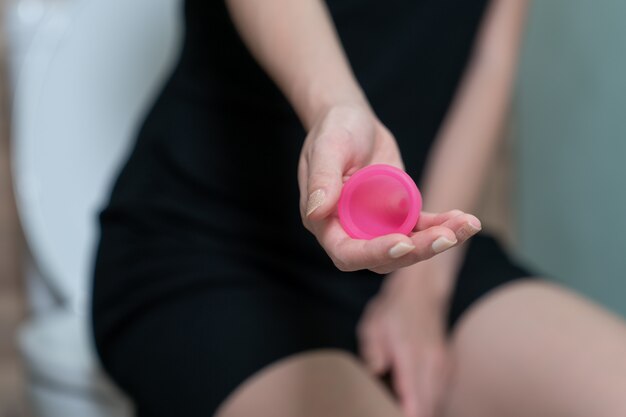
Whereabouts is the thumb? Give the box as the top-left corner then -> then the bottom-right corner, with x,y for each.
305,145 -> 347,220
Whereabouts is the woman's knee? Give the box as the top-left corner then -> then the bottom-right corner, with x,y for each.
443,279 -> 626,417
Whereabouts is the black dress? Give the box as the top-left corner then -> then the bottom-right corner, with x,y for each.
91,0 -> 532,415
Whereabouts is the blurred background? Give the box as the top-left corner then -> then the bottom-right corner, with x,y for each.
514,0 -> 626,319
0,0 -> 624,416
0,0 -> 29,414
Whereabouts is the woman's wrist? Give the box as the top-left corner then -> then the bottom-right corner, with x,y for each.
386,253 -> 461,313
290,75 -> 370,131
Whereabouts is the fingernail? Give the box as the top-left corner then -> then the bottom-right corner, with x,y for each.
458,222 -> 481,240
389,242 -> 416,258
432,236 -> 457,253
468,219 -> 482,232
306,189 -> 325,217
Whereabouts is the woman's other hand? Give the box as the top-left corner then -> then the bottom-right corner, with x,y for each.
357,262 -> 453,417
298,103 -> 481,273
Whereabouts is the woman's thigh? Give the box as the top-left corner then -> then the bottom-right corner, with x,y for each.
216,349 -> 403,417
443,280 -> 626,417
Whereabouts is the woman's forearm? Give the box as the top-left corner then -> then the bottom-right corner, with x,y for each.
392,0 -> 531,302
421,0 -> 530,216
225,0 -> 367,130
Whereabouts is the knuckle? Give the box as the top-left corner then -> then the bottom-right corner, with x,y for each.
328,243 -> 354,272
458,213 -> 475,224
448,209 -> 464,217
313,132 -> 349,156
431,226 -> 456,240
310,167 -> 336,183
332,256 -> 351,272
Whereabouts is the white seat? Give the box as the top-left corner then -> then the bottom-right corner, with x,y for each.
6,0 -> 183,415
19,311 -> 132,416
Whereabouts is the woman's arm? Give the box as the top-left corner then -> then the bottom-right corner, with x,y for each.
225,0 -> 366,130
226,0 -> 480,274
422,0 -> 531,215
358,4 -> 532,415
393,0 -> 532,297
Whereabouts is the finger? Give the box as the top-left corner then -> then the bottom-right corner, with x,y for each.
392,343 -> 422,417
415,348 -> 448,417
407,225 -> 459,259
297,153 -> 310,219
415,210 -> 479,231
422,348 -> 451,417
318,220 -> 419,271
321,221 -> 459,273
414,210 -> 464,230
305,135 -> 350,220
437,212 -> 482,244
362,227 -> 458,273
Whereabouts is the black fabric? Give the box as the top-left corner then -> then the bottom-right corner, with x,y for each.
91,0 -> 534,415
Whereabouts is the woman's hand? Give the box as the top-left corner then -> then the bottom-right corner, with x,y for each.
298,103 -> 481,274
357,262 -> 454,417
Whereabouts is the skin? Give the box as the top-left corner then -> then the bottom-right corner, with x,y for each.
442,280 -> 626,417
216,0 -> 626,416
358,1 -> 533,415
226,0 -> 480,275
217,281 -> 626,417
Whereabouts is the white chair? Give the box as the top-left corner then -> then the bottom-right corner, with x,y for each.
5,0 -> 183,415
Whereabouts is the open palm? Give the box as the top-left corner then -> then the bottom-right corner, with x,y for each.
298,104 -> 481,274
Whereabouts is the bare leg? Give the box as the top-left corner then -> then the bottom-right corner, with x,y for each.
215,349 -> 403,417
443,280 -> 626,417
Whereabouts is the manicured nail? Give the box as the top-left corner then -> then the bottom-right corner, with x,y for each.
389,242 -> 416,259
468,219 -> 482,232
306,189 -> 325,217
432,236 -> 457,254
458,222 -> 481,240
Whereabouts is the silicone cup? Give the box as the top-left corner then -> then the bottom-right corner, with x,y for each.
338,164 -> 422,240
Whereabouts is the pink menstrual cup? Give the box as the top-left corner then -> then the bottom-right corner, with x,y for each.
338,164 -> 422,240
